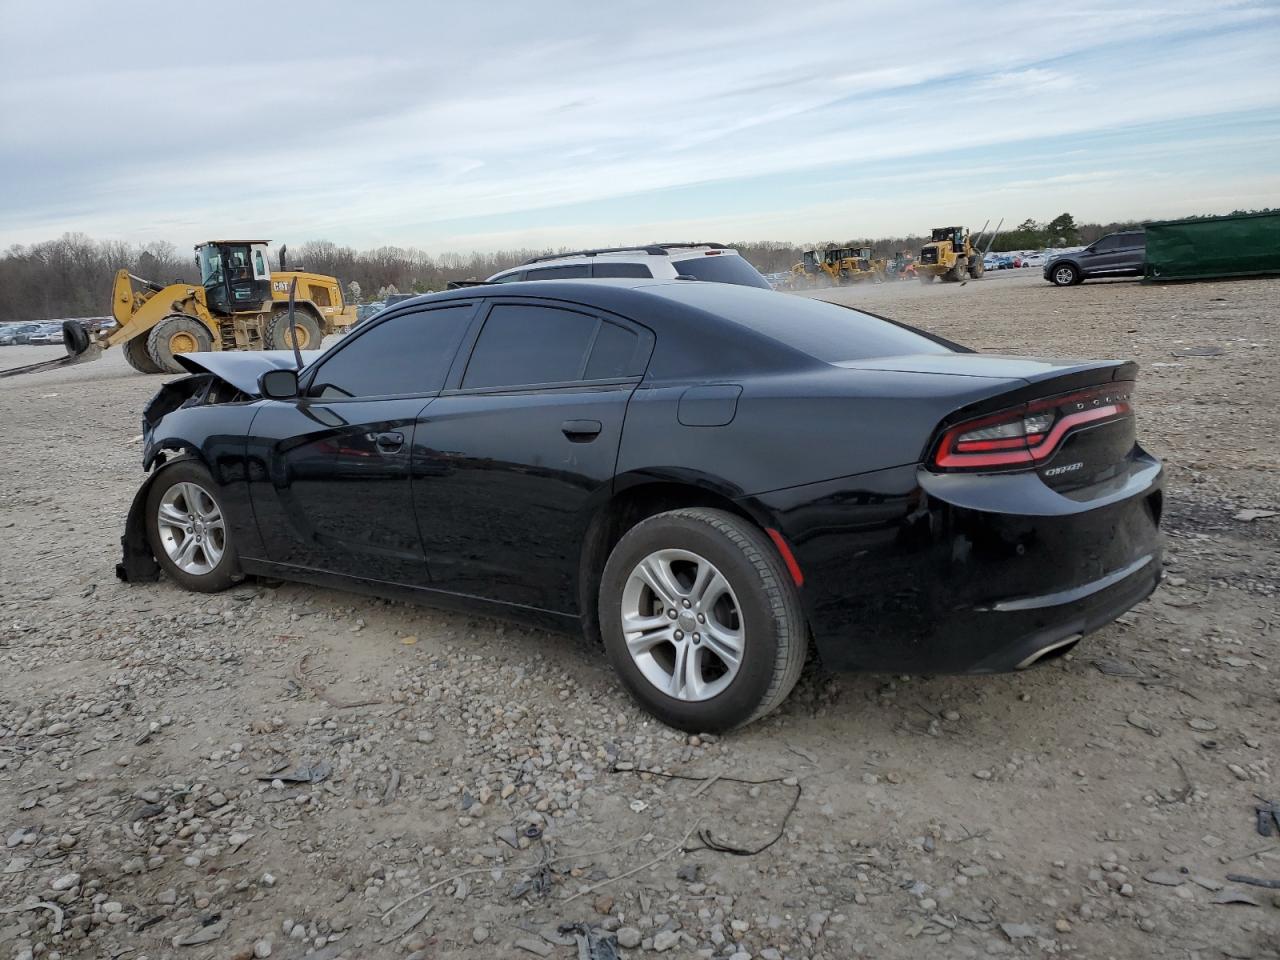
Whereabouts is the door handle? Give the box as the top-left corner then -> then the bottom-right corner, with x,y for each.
372,431 -> 404,452
561,419 -> 602,442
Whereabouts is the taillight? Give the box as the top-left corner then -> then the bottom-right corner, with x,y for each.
930,382 -> 1134,471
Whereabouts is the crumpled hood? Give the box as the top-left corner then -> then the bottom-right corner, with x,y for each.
173,350 -> 321,395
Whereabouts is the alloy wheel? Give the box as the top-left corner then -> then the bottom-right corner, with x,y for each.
1054,266 -> 1075,285
620,548 -> 744,701
156,481 -> 225,575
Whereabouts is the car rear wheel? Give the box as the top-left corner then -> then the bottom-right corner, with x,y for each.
1051,263 -> 1080,286
147,316 -> 213,374
144,461 -> 239,592
598,508 -> 806,732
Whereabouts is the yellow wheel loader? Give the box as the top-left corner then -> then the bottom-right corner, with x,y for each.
102,240 -> 357,374
787,250 -> 825,288
915,222 -> 1001,284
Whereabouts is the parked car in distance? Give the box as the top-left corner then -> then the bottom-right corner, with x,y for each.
3,323 -> 44,345
1023,252 -> 1047,268
27,323 -> 66,345
121,279 -> 1163,732
487,243 -> 771,289
1045,231 -> 1145,286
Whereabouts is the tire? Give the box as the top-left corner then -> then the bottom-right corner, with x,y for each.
947,258 -> 968,282
122,336 -> 163,374
264,309 -> 323,351
144,460 -> 239,592
598,508 -> 807,733
146,316 -> 213,374
1050,263 -> 1080,286
969,259 -> 985,279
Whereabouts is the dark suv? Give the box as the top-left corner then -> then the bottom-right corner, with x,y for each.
1044,231 -> 1144,286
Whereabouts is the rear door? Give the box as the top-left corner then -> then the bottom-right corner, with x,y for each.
410,298 -> 653,613
247,302 -> 477,585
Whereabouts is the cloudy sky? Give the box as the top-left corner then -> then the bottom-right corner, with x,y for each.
1,1 -> 1277,253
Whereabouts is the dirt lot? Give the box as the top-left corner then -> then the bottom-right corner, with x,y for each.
2,271 -> 1278,960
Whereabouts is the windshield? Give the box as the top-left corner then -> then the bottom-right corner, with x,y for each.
197,246 -> 223,286
672,254 -> 770,289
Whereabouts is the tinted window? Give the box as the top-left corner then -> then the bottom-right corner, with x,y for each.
671,254 -> 770,289
1092,235 -> 1121,252
491,271 -> 524,283
463,304 -> 597,389
309,305 -> 473,399
592,262 -> 652,279
1118,233 -> 1145,249
584,321 -> 640,380
647,282 -> 954,362
525,264 -> 590,281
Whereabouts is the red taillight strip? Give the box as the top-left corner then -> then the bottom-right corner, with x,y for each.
765,528 -> 805,588
935,402 -> 1128,468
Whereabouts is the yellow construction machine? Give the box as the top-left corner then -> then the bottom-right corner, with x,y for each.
788,247 -> 886,287
105,240 -> 357,373
915,221 -> 1001,284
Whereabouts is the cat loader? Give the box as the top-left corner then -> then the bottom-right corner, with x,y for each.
101,240 -> 358,373
915,221 -> 1002,284
0,240 -> 357,378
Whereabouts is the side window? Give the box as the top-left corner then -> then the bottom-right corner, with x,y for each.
525,264 -> 589,281
584,321 -> 641,379
462,304 -> 597,389
308,305 -> 473,399
592,262 -> 652,278
1092,235 -> 1120,252
491,271 -> 524,283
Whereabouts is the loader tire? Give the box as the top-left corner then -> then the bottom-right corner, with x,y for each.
147,316 -> 213,374
947,258 -> 968,282
122,336 -> 164,374
265,309 -> 322,351
970,259 -> 985,279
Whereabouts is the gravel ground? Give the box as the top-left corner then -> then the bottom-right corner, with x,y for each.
2,271 -> 1278,960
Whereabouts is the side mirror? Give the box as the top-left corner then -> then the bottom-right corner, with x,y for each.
259,368 -> 299,399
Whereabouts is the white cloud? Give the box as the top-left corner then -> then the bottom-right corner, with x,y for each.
0,0 -> 1276,250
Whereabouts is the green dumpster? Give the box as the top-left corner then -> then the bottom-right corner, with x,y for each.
1144,211 -> 1280,281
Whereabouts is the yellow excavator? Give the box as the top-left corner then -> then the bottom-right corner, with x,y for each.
105,240 -> 357,373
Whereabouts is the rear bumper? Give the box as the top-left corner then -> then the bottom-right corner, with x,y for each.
745,450 -> 1163,674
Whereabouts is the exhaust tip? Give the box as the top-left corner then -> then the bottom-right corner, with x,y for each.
1015,633 -> 1082,670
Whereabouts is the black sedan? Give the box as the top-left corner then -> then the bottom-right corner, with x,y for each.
118,279 -> 1163,731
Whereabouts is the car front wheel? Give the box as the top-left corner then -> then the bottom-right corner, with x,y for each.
598,508 -> 807,732
144,461 -> 239,592
1050,263 -> 1080,286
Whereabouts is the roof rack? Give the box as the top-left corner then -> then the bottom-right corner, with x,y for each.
651,242 -> 729,250
524,245 -> 669,265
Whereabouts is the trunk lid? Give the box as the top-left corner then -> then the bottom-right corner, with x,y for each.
845,354 -> 1141,493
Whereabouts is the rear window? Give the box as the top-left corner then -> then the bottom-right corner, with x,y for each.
671,254 -> 770,289
649,283 -> 955,362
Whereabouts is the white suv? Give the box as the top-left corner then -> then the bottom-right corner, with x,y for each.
486,243 -> 771,289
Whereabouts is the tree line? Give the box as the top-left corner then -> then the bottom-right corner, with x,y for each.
0,210 -> 1269,321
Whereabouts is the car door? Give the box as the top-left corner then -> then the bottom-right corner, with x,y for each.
1115,233 -> 1145,274
1082,234 -> 1124,276
410,298 -> 653,613
246,301 -> 478,585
